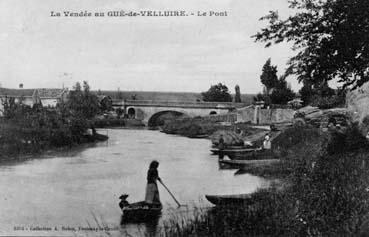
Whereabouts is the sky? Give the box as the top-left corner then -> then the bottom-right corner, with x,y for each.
0,0 -> 299,94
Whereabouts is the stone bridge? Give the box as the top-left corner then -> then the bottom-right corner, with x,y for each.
112,99 -> 245,126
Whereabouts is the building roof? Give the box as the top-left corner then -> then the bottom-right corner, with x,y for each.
36,88 -> 67,98
0,88 -> 67,98
0,88 -> 35,97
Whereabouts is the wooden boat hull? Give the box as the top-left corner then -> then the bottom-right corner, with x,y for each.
121,201 -> 162,223
205,194 -> 254,206
226,149 -> 277,160
189,134 -> 209,139
220,159 -> 281,168
210,146 -> 255,155
210,149 -> 220,155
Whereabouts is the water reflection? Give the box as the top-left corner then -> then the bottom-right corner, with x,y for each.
120,215 -> 160,236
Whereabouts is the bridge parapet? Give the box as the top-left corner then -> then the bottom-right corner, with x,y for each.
112,99 -> 247,109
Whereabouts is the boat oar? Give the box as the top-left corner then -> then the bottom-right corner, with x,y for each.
159,180 -> 185,208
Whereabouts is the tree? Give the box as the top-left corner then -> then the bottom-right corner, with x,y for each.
253,92 -> 267,104
66,81 -> 100,119
270,76 -> 295,104
254,0 -> 369,90
234,85 -> 241,103
100,96 -> 113,112
299,82 -> 315,106
257,59 -> 295,105
260,58 -> 279,95
201,83 -> 232,102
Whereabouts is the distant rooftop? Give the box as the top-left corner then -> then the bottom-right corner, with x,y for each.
0,88 -> 35,97
0,88 -> 67,98
37,88 -> 67,98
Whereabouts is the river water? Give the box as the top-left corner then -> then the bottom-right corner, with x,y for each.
0,129 -> 269,236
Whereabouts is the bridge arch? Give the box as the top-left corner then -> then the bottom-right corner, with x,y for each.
127,107 -> 136,118
209,111 -> 217,115
148,110 -> 188,127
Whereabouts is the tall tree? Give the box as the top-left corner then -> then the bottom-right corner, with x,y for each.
234,85 -> 241,103
66,81 -> 100,119
202,83 -> 232,102
260,58 -> 279,95
254,0 -> 369,90
270,76 -> 295,104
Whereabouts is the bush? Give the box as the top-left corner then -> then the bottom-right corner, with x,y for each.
310,93 -> 346,109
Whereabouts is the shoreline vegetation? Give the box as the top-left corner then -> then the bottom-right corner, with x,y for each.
161,116 -> 270,143
0,116 -> 109,161
161,124 -> 369,236
0,81 -> 111,161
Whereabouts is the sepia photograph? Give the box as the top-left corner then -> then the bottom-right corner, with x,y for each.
1,0 -> 369,236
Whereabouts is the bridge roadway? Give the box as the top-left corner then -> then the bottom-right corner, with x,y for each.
112,99 -> 247,126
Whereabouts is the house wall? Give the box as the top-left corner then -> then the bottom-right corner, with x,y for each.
236,107 -> 255,123
41,98 -> 59,107
236,107 -> 294,124
15,97 -> 34,107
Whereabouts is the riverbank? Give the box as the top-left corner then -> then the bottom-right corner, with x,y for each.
163,124 -> 369,236
93,118 -> 145,128
0,130 -> 108,162
162,116 -> 271,141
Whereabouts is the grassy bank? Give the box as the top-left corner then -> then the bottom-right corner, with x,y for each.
0,121 -> 108,160
163,124 -> 369,236
162,116 -> 266,140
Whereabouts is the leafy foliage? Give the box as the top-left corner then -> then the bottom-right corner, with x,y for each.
99,96 -> 113,112
254,0 -> 369,90
270,77 -> 295,104
0,81 -> 103,158
253,92 -> 266,103
201,83 -> 232,102
65,81 -> 100,119
260,58 -> 279,94
256,59 -> 295,105
299,81 -> 346,108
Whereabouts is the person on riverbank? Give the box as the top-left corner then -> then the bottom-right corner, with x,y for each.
263,134 -> 271,150
236,127 -> 243,136
145,160 -> 161,206
218,134 -> 225,160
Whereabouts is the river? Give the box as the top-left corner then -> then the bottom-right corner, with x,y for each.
0,129 -> 269,236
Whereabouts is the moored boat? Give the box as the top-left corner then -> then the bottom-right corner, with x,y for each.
205,193 -> 254,206
219,159 -> 281,168
210,146 -> 255,155
226,149 -> 278,160
189,134 -> 209,139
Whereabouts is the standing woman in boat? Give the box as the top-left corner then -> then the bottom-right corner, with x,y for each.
145,160 -> 161,206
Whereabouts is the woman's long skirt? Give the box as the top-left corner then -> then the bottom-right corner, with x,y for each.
145,183 -> 160,204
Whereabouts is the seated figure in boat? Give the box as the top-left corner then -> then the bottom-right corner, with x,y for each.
119,194 -> 129,209
145,160 -> 161,207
